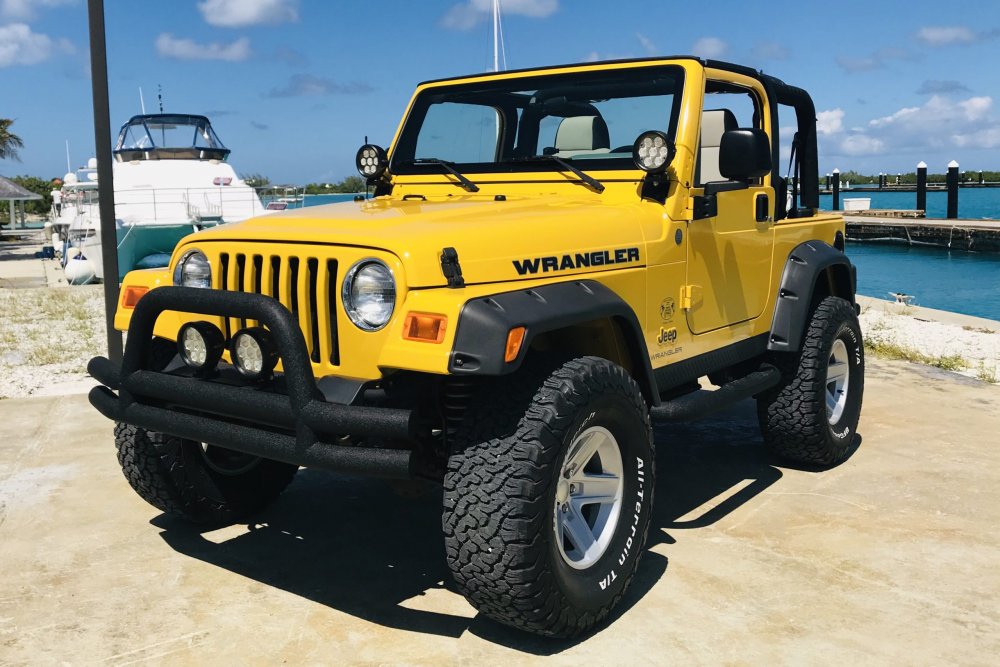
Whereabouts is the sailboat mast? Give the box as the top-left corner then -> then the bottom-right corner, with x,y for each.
65,140 -> 71,173
492,0 -> 499,73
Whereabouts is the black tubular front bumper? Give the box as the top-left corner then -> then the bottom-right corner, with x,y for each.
88,286 -> 421,479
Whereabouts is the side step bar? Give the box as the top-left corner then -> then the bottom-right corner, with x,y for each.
650,365 -> 781,423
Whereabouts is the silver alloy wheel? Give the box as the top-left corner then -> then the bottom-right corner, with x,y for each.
554,425 -> 625,570
826,338 -> 851,424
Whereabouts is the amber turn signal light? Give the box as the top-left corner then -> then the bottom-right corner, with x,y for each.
504,326 -> 527,363
402,312 -> 447,343
120,286 -> 149,309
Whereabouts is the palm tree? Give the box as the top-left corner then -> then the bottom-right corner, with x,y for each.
0,118 -> 25,162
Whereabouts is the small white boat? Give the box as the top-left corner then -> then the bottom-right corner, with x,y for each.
64,113 -> 268,283
889,292 -> 916,305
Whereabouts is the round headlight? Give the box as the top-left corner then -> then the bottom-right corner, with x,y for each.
173,250 -> 212,289
356,143 -> 388,180
632,131 -> 675,173
177,321 -> 224,373
342,259 -> 396,331
231,327 -> 278,379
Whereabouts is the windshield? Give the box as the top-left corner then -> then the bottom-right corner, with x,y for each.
391,65 -> 683,175
113,114 -> 231,161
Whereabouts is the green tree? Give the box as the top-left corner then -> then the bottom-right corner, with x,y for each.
0,118 -> 25,162
242,172 -> 270,188
11,176 -> 53,214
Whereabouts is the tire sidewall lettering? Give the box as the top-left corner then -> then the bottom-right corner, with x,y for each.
548,393 -> 652,610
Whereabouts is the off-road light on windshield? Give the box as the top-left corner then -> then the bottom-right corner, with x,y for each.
231,327 -> 278,380
177,321 -> 224,374
356,144 -> 388,180
632,131 -> 675,173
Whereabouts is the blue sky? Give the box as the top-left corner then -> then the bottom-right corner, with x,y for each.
1,0 -> 999,183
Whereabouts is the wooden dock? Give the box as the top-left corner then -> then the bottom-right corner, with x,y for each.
844,214 -> 1000,252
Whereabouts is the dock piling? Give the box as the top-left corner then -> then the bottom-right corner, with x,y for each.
947,160 -> 959,220
916,161 -> 927,213
832,168 -> 840,210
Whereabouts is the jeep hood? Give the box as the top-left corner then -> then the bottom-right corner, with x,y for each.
191,197 -> 653,287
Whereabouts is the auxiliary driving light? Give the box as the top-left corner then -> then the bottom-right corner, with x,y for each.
356,143 -> 388,180
177,321 -> 224,373
231,327 -> 278,380
632,130 -> 675,173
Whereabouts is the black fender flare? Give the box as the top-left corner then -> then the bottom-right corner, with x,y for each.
448,280 -> 660,405
768,240 -> 857,353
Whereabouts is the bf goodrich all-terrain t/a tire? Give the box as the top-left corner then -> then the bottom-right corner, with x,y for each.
443,356 -> 655,637
757,296 -> 865,466
114,423 -> 299,525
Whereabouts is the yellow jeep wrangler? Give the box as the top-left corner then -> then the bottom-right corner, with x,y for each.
90,57 -> 864,637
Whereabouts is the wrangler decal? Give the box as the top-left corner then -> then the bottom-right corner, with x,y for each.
512,247 -> 640,276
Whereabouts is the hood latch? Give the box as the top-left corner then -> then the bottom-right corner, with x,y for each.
440,247 -> 465,288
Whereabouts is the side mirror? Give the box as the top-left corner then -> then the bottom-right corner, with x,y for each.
719,129 -> 771,181
356,143 -> 388,181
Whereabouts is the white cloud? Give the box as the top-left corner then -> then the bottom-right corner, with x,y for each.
0,0 -> 75,21
442,0 -> 558,30
155,33 -> 251,62
916,26 -> 976,46
197,0 -> 298,28
0,23 -> 72,67
636,32 -> 657,56
952,127 -> 1000,149
751,41 -> 789,61
691,37 -> 727,59
959,96 -> 992,121
839,134 -> 885,156
817,109 -> 845,136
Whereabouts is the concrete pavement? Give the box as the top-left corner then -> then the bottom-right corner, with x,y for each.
1,358 -> 998,664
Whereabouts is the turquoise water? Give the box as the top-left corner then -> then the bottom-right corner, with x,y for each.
300,191 -> 1000,320
820,188 -> 1000,219
303,193 -> 362,206
848,243 -> 1000,320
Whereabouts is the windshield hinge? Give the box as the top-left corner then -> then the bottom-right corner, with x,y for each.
440,247 -> 465,288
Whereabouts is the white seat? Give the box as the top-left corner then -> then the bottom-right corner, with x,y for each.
698,109 -> 737,183
553,116 -> 611,157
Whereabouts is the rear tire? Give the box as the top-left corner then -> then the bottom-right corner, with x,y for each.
114,422 -> 299,525
443,356 -> 654,637
757,296 -> 865,466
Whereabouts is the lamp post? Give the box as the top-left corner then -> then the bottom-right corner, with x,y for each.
87,0 -> 123,363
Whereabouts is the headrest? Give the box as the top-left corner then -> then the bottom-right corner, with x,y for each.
701,109 -> 738,148
555,116 -> 611,152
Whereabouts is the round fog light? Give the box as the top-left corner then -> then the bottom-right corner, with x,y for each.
632,130 -> 675,173
177,321 -> 224,373
231,327 -> 278,379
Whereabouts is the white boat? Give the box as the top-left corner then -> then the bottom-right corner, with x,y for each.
64,114 -> 268,283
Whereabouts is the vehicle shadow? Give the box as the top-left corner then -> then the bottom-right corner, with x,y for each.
153,397 -> 859,653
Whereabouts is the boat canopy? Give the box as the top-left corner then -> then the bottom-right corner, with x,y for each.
113,114 -> 231,162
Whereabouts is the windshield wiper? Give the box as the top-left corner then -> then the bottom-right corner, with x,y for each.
512,155 -> 605,193
401,158 -> 479,192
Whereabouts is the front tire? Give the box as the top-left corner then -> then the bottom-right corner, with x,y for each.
757,296 -> 865,466
443,357 -> 654,637
114,423 -> 299,525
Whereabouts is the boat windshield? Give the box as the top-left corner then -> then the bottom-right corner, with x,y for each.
113,114 -> 231,161
391,64 -> 684,176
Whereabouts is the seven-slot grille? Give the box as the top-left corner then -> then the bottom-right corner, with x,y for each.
218,252 -> 339,366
